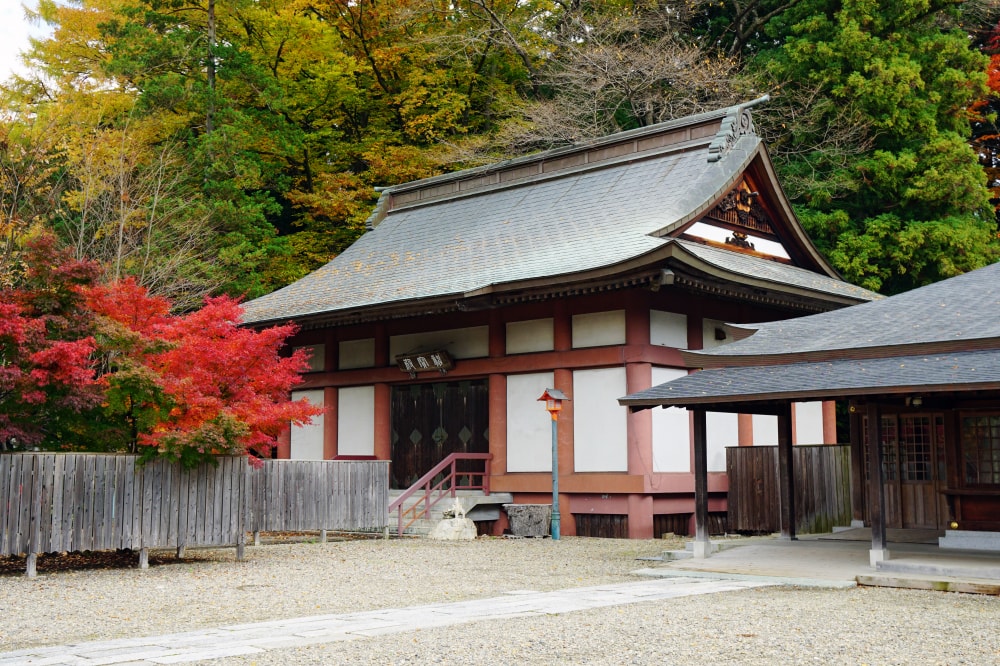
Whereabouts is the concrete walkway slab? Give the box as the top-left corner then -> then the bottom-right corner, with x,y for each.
636,536 -> 1000,592
0,577 -> 773,666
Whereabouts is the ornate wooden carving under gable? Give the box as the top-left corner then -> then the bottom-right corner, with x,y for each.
704,179 -> 779,243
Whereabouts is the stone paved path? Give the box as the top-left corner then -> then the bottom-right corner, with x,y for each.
0,577 -> 772,665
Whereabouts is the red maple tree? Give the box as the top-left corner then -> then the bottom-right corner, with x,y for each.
87,279 -> 320,465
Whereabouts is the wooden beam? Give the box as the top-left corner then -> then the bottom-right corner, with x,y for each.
692,409 -> 711,558
849,405 -> 865,526
866,403 -> 889,565
776,403 -> 796,540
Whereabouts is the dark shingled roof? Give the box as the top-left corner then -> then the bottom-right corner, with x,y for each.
241,102 -> 876,326
620,349 -> 1000,410
689,261 -> 1000,367
620,261 -> 1000,410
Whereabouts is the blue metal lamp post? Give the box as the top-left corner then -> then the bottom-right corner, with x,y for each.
538,388 -> 569,540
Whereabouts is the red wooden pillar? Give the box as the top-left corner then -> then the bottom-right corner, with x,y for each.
551,303 -> 575,535
624,300 -> 654,538
374,384 -> 391,461
323,387 -> 338,459
373,323 -> 391,461
488,310 -> 508,478
276,427 -> 291,459
822,400 -> 838,443
737,414 -> 754,446
554,367 -> 575,536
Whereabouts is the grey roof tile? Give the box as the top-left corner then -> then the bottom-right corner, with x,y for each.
673,240 -> 878,302
241,105 -> 873,326
694,261 -> 1000,361
620,349 -> 1000,406
243,140 -> 748,324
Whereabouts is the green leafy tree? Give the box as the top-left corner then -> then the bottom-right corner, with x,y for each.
753,0 -> 1000,293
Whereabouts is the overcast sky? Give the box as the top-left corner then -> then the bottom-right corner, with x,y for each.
0,1 -> 50,82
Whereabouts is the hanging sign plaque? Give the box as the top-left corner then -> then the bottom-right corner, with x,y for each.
395,350 -> 454,377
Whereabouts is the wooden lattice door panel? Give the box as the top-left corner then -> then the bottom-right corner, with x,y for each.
863,412 -> 947,530
389,380 -> 489,489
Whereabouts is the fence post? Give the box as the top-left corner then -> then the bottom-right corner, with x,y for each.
26,455 -> 42,578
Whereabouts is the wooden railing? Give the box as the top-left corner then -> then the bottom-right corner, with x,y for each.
388,453 -> 492,537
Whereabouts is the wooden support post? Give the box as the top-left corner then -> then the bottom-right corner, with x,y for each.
692,409 -> 711,558
849,406 -> 866,527
777,403 -> 796,540
27,454 -> 42,579
236,532 -> 246,562
253,531 -> 261,547
866,403 -> 890,566
176,545 -> 186,559
320,529 -> 328,543
139,547 -> 149,569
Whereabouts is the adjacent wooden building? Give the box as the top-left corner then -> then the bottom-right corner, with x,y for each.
242,100 -> 876,538
620,262 -> 1000,558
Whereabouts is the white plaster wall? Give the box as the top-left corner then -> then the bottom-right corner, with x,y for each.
390,326 -> 489,360
753,414 -> 779,446
338,386 -> 375,456
684,221 -> 790,259
795,401 -> 825,444
572,311 -> 626,348
339,338 -> 375,370
651,367 -> 691,472
702,318 -> 733,349
573,367 -> 628,472
506,372 -> 555,472
707,412 -> 738,472
650,310 -> 688,349
294,345 -> 325,372
290,389 -> 325,460
506,318 -> 554,354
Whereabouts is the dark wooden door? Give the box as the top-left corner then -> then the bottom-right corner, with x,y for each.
864,413 -> 947,529
390,380 -> 489,489
897,414 -> 947,529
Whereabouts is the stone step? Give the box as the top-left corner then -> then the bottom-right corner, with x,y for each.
939,530 -> 1000,552
388,491 -> 513,536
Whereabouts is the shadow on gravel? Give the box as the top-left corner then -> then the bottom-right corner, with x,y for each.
0,531 -> 384,577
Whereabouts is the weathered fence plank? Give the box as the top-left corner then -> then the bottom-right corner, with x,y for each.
727,445 -> 852,534
0,454 -> 388,576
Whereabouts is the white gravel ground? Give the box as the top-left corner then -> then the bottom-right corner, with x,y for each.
2,536 -> 999,665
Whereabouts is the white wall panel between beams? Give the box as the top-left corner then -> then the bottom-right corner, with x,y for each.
707,412 -> 737,472
702,318 -> 733,349
506,318 -> 554,354
572,311 -> 626,348
290,389 -> 325,460
650,311 -> 688,348
339,339 -> 375,370
651,367 -> 691,472
795,401 -> 825,444
390,326 -> 489,360
294,345 -> 326,372
338,386 -> 375,456
752,414 -> 779,446
573,367 -> 628,472
506,372 -> 554,472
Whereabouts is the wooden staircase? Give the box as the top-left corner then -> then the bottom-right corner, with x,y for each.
388,489 -> 513,536
387,453 -> 511,536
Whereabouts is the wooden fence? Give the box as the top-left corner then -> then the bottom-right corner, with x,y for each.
0,453 -> 389,576
726,444 -> 852,535
248,460 -> 389,534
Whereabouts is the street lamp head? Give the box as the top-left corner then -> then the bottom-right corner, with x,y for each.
538,388 -> 570,419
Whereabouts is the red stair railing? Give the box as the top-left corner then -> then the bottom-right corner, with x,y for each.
388,453 -> 492,537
